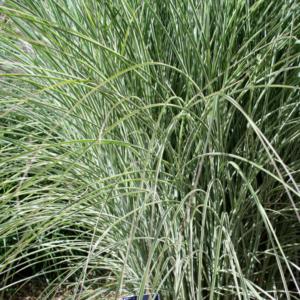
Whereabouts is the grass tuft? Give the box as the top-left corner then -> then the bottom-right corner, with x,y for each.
1,0 -> 300,299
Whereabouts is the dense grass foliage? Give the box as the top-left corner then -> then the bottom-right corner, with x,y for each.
1,0 -> 300,299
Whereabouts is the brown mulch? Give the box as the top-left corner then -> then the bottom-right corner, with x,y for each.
2,280 -> 70,300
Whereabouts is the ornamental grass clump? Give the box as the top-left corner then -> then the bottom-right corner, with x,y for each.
0,1 -> 300,299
